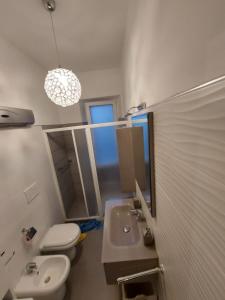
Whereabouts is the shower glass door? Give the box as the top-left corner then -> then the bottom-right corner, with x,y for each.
73,129 -> 98,216
91,124 -> 132,209
44,120 -> 130,221
47,131 -> 89,219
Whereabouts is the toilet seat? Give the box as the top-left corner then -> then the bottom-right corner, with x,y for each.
40,223 -> 81,252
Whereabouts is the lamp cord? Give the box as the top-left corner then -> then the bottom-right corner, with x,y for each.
49,11 -> 61,68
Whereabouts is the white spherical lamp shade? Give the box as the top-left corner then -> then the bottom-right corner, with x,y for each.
44,68 -> 81,107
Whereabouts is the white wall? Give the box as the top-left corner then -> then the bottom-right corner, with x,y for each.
136,79 -> 225,300
57,68 -> 123,123
0,127 -> 63,294
123,0 -> 225,111
0,36 -> 63,297
57,104 -> 83,124
78,68 -> 122,100
124,1 -> 225,299
0,37 -> 60,125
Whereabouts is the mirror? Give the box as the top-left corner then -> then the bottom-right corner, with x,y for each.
131,112 -> 156,217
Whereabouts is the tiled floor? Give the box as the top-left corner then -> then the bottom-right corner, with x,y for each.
65,229 -> 119,300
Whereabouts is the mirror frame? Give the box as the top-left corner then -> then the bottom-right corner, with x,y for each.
147,112 -> 156,217
131,111 -> 156,217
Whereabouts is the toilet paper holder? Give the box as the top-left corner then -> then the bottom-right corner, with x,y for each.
21,227 -> 37,241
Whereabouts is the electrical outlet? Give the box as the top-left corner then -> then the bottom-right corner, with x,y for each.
24,182 -> 39,204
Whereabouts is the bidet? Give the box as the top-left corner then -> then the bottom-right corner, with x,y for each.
14,255 -> 70,300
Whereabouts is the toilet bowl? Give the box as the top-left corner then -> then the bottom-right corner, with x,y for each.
39,223 -> 81,261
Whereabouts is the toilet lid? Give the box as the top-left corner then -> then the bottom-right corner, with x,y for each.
40,223 -> 81,249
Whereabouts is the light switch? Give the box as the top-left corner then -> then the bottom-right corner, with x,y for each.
24,182 -> 39,204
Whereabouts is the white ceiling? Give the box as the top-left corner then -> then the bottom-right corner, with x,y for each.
0,0 -> 129,72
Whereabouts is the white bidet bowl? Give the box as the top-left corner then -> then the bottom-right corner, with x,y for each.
14,255 -> 70,300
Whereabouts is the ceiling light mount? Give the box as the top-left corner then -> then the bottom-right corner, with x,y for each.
42,0 -> 81,107
43,0 -> 56,12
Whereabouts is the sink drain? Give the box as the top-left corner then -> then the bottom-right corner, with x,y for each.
123,225 -> 131,233
44,276 -> 51,284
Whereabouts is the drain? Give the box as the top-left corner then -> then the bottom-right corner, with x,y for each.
44,276 -> 51,284
123,225 -> 131,233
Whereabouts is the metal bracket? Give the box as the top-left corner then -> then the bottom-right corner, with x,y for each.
42,0 -> 56,12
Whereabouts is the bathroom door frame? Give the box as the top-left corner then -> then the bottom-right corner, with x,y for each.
84,99 -> 119,124
43,120 -> 129,222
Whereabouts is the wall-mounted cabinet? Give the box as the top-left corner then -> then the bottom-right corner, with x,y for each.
117,127 -> 146,192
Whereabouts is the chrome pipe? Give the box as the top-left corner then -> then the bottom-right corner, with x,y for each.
117,265 -> 164,285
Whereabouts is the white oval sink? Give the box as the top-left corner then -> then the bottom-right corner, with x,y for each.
110,204 -> 140,246
14,255 -> 70,298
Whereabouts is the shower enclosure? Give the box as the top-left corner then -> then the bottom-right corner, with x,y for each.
43,121 -> 132,221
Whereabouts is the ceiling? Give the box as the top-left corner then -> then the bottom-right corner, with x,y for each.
0,0 -> 129,72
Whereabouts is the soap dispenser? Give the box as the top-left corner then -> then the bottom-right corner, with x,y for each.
143,227 -> 154,246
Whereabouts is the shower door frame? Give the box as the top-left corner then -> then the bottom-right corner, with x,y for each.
43,120 -> 129,222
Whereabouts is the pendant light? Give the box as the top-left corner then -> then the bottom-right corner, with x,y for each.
43,0 -> 81,107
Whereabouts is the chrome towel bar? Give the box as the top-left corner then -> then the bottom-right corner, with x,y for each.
117,265 -> 164,285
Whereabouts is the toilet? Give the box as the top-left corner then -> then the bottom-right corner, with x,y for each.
39,223 -> 81,261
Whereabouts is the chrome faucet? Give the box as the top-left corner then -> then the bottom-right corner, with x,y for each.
130,209 -> 139,216
25,262 -> 38,274
129,209 -> 146,221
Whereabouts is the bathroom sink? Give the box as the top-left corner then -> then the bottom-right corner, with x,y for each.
110,205 -> 140,246
102,199 -> 158,284
14,255 -> 70,299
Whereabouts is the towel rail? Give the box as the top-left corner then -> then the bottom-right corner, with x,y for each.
117,265 -> 164,285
